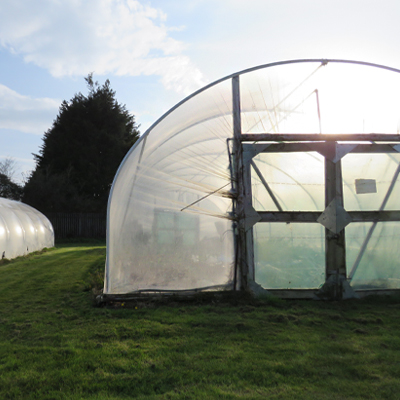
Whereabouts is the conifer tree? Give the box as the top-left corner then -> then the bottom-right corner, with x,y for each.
23,74 -> 139,213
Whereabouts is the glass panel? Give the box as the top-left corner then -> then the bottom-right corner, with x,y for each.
347,222 -> 400,289
254,223 -> 325,289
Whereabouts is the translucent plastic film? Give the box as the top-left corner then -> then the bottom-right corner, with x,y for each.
254,223 -> 325,289
342,152 -> 400,289
106,80 -> 235,293
251,152 -> 325,212
342,153 -> 400,211
240,62 -> 400,134
0,198 -> 54,260
251,151 -> 325,289
347,223 -> 400,290
106,59 -> 400,295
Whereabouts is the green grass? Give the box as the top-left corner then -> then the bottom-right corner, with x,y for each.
1,243 -> 400,399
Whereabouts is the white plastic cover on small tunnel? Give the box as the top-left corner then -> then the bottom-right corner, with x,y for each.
106,60 -> 400,294
0,198 -> 54,260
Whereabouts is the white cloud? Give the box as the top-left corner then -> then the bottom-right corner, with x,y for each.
0,0 -> 206,94
0,84 -> 59,134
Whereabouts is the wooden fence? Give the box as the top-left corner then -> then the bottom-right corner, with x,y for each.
47,213 -> 106,239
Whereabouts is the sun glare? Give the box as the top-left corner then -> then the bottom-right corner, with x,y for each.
241,61 -> 400,135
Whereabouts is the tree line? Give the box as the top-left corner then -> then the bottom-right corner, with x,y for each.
2,74 -> 140,214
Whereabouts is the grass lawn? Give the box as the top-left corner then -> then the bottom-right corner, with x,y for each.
1,243 -> 400,399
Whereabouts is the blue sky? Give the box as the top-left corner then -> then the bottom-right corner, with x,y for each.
2,0 -> 400,183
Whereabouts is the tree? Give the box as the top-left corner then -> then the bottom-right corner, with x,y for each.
0,158 -> 22,200
0,173 -> 22,200
23,74 -> 140,213
0,157 -> 18,182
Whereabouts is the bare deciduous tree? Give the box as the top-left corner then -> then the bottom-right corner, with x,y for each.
0,157 -> 18,182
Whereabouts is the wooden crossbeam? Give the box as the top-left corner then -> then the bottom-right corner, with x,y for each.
258,211 -> 400,223
240,133 -> 400,142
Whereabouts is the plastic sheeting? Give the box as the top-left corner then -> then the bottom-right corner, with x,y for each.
105,60 -> 400,294
0,198 -> 54,260
106,79 -> 235,293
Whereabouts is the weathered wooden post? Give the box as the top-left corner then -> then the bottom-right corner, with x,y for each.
232,76 -> 260,292
316,142 -> 356,299
231,75 -> 246,289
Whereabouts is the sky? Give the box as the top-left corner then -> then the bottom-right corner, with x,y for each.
2,0 -> 400,183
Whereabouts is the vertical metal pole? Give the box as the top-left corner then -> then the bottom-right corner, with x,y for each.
325,154 -> 347,299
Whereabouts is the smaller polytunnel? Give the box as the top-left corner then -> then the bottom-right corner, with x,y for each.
0,197 -> 54,260
105,59 -> 400,299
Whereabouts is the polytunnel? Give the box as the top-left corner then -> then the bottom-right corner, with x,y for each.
0,197 -> 54,260
104,59 -> 400,300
